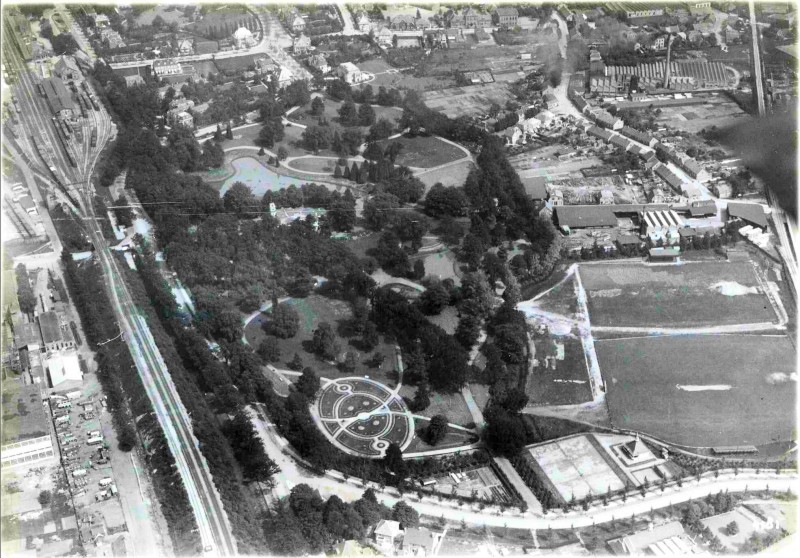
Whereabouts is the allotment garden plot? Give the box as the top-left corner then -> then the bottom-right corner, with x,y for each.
316,377 -> 414,458
579,261 -> 778,328
596,334 -> 796,448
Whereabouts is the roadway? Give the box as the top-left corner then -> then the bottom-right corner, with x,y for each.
3,21 -> 238,557
250,404 -> 799,530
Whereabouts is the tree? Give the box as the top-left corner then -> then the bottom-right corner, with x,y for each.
310,96 -> 325,116
37,490 -> 51,507
270,300 -> 300,338
367,118 -> 394,142
289,352 -> 304,371
296,367 -> 321,398
51,33 -> 79,55
361,321 -> 379,351
425,184 -> 470,217
341,351 -> 358,373
392,501 -> 420,529
257,336 -> 281,363
726,521 -> 739,536
277,146 -> 288,161
225,410 -> 280,483
418,280 -> 450,315
284,80 -> 311,107
258,119 -> 284,148
338,100 -> 359,127
358,103 -> 376,126
409,383 -> 430,412
426,414 -> 448,446
223,182 -> 255,216
225,122 -> 234,140
311,322 -> 339,360
301,125 -> 332,152
15,264 -> 37,315
383,443 -> 407,479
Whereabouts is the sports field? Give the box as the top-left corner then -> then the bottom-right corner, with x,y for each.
580,261 -> 777,327
525,434 -> 627,502
596,334 -> 796,448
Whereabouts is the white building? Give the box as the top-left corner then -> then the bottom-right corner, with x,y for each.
233,26 -> 256,49
153,59 -> 182,77
374,520 -> 402,551
336,62 -> 367,84
45,351 -> 83,387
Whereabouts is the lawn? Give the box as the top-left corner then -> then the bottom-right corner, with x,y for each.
530,274 -> 579,318
425,306 -> 459,335
404,422 -> 477,454
285,156 -> 338,174
525,338 -> 593,406
399,385 -> 474,428
578,261 -> 778,328
416,160 -> 474,190
243,294 -> 398,385
595,334 -> 796,448
379,135 -> 467,169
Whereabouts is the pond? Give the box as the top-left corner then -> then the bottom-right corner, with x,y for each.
219,157 -> 310,198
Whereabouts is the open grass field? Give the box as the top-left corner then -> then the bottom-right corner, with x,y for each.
399,385 -> 475,427
244,294 -> 398,385
579,261 -> 777,328
285,156 -> 339,174
531,274 -> 579,318
525,338 -> 593,406
422,82 -> 516,119
595,334 -> 796,448
379,135 -> 467,169
416,160 -> 474,190
524,434 -> 627,503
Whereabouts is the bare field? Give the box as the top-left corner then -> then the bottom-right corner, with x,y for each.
422,83 -> 516,118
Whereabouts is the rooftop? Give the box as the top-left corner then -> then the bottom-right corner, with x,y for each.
38,311 -> 63,345
522,176 -> 548,200
1,381 -> 50,445
555,205 -> 618,228
41,77 -> 75,113
608,521 -> 686,555
727,202 -> 768,228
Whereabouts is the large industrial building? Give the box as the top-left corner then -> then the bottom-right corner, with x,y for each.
41,77 -> 75,119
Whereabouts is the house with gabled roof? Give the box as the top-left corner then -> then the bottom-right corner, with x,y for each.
374,520 -> 402,551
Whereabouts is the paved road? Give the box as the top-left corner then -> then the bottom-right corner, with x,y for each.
250,405 -> 799,528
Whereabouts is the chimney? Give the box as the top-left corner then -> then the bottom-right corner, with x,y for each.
663,35 -> 675,89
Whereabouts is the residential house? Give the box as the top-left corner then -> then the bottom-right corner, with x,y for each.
391,15 -> 418,31
152,59 -> 182,77
493,7 -> 519,28
356,12 -> 371,33
176,38 -> 194,56
401,528 -> 441,556
500,125 -> 524,146
463,7 -> 492,28
374,520 -> 402,551
233,26 -> 256,49
293,34 -> 311,54
167,110 -> 194,128
724,26 -> 741,43
653,35 -> 667,50
377,27 -> 394,48
308,53 -> 330,74
336,62 -> 367,84
445,28 -> 465,46
543,92 -> 559,108
291,15 -> 306,34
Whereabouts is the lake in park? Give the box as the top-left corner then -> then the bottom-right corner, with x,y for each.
218,157 -> 309,197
